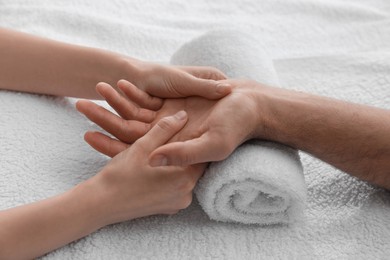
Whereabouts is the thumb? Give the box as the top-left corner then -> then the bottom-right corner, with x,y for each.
175,73 -> 232,100
143,65 -> 232,99
137,110 -> 188,153
177,66 -> 227,81
149,133 -> 232,167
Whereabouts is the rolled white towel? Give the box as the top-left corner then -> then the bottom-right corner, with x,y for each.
171,30 -> 307,225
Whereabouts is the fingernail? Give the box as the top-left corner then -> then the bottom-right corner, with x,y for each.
216,83 -> 232,94
150,155 -> 168,167
174,110 -> 187,120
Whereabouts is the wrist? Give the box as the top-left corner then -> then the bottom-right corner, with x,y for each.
251,84 -> 298,144
79,48 -> 142,99
78,168 -> 141,227
68,176 -> 111,230
248,83 -> 277,141
116,55 -> 143,84
117,57 -> 152,91
253,84 -> 316,147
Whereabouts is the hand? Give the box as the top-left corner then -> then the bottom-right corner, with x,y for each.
0,111 -> 205,260
89,111 -> 206,225
128,60 -> 232,99
77,79 -> 263,165
79,78 -> 390,190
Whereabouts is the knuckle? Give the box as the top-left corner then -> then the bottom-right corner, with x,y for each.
126,105 -> 138,118
118,120 -> 129,138
157,117 -> 174,131
174,145 -> 195,166
176,150 -> 194,166
106,139 -> 116,156
118,121 -> 134,142
180,154 -> 192,166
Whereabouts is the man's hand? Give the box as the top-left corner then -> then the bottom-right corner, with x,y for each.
76,79 -> 261,164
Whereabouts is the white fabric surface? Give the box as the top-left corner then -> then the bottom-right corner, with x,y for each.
195,140 -> 306,225
171,30 -> 306,225
0,0 -> 389,259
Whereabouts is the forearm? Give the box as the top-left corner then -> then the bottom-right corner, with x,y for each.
0,180 -> 106,259
258,87 -> 390,189
0,27 -> 138,99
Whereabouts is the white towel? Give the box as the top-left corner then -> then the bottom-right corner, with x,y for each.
171,30 -> 307,225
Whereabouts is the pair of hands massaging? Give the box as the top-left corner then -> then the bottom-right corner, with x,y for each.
77,79 -> 259,164
77,78 -> 262,220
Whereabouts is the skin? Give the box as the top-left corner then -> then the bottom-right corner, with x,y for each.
78,79 -> 390,190
0,112 -> 205,259
0,27 -> 229,258
77,80 -> 259,158
0,26 -> 231,100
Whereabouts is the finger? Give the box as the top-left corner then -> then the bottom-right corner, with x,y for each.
171,71 -> 232,100
117,79 -> 163,110
84,131 -> 129,157
137,110 -> 188,153
96,82 -> 156,123
149,132 -> 232,167
76,100 -> 151,143
177,66 -> 227,81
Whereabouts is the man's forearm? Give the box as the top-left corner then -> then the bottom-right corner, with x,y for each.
258,87 -> 390,189
0,27 -> 137,99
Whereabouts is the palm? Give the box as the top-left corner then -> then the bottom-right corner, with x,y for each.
77,79 -> 259,161
150,97 -> 214,142
153,93 -> 256,146
147,89 -> 259,165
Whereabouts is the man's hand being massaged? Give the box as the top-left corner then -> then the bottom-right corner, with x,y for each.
78,79 -> 390,190
76,79 -> 260,163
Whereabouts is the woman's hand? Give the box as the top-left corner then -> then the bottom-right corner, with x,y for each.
0,111 -> 205,259
88,110 -> 206,226
0,27 -> 231,99
128,60 -> 232,99
76,79 -> 263,164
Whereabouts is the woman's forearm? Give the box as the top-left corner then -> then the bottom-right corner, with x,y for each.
0,112 -> 202,259
0,27 -> 138,99
259,87 -> 390,188
0,180 -> 105,259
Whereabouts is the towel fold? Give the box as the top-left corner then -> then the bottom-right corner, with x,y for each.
171,30 -> 307,225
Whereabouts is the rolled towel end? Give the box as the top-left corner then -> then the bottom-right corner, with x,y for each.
195,141 -> 307,225
171,29 -> 279,86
